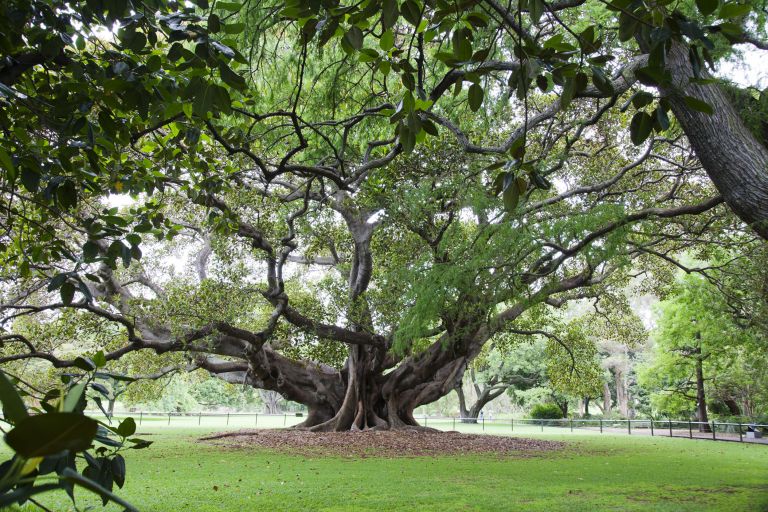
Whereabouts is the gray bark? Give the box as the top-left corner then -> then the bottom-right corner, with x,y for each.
603,381 -> 612,415
661,41 -> 768,239
614,368 -> 629,418
259,389 -> 282,415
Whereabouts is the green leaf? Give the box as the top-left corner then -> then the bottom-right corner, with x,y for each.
635,66 -> 668,86
117,417 -> 136,437
0,148 -> 14,181
60,281 -> 76,305
381,0 -> 399,29
452,30 -> 472,61
422,119 -> 439,136
222,22 -> 245,35
655,106 -> 670,131
5,413 -> 98,457
63,381 -> 87,412
631,91 -> 655,109
591,66 -> 614,96
92,350 -> 107,368
380,29 -> 395,51
719,2 -> 751,18
112,454 -> 126,488
399,124 -> 416,153
629,111 -> 654,145
696,0 -> 719,15
48,273 -> 68,291
73,357 -> 97,371
618,11 -> 639,42
530,0 -> 545,24
219,63 -> 246,91
216,2 -> 242,12
208,13 -> 221,33
343,26 -> 364,50
400,0 -> 421,26
94,372 -> 136,383
683,95 -> 714,115
0,370 -> 28,424
57,180 -> 78,209
128,438 -> 153,449
60,467 -> 138,511
468,83 -> 484,112
20,168 -> 40,193
509,136 -> 526,160
503,181 -> 520,211
560,77 -> 576,109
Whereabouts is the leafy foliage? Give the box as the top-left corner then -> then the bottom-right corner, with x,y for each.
0,361 -> 151,509
529,403 -> 564,419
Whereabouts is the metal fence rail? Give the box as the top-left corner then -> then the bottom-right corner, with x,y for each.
91,411 -> 768,444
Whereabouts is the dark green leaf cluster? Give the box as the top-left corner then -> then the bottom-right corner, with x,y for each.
0,355 -> 150,510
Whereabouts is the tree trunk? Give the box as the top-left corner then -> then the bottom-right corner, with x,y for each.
661,40 -> 768,240
107,398 -> 116,417
454,384 -> 475,423
695,352 -> 711,433
614,369 -> 629,418
583,396 -> 590,417
454,372 -> 508,424
603,381 -> 612,416
258,389 -> 283,415
724,398 -> 741,416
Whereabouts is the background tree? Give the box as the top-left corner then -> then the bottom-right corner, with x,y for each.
639,272 -> 768,424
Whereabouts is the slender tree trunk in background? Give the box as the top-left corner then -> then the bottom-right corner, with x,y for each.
454,385 -> 475,423
614,369 -> 629,417
583,397 -> 590,417
661,40 -> 768,240
454,380 -> 507,423
724,398 -> 741,416
259,389 -> 283,415
603,382 -> 612,416
107,398 -> 116,416
695,351 -> 711,433
552,396 -> 568,418
745,399 -> 753,417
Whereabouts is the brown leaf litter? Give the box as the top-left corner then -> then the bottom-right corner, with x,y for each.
199,429 -> 565,458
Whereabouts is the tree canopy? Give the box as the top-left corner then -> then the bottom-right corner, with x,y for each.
1,0 -> 766,433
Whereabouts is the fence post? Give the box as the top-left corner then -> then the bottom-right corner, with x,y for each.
689,420 -> 692,439
424,416 -> 428,427
712,421 -> 716,441
628,420 -> 631,435
227,413 -> 230,426
255,413 -> 258,427
650,419 -> 654,436
540,419 -> 543,433
139,411 -> 143,425
482,416 -> 485,431
739,422 -> 743,442
198,412 -> 202,425
668,420 -> 673,437
599,419 -> 603,433
570,419 -> 573,432
283,413 -> 287,426
511,418 -> 514,432
453,416 -> 456,430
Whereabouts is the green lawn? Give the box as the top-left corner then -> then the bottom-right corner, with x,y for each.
5,427 -> 768,511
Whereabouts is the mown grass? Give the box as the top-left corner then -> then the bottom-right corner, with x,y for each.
5,427 -> 768,511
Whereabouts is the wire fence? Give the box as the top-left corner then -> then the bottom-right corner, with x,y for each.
94,411 -> 768,444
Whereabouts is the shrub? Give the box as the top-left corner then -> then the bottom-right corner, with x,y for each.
530,403 -> 563,419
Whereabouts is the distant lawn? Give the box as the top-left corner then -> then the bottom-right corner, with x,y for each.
6,428 -> 768,511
